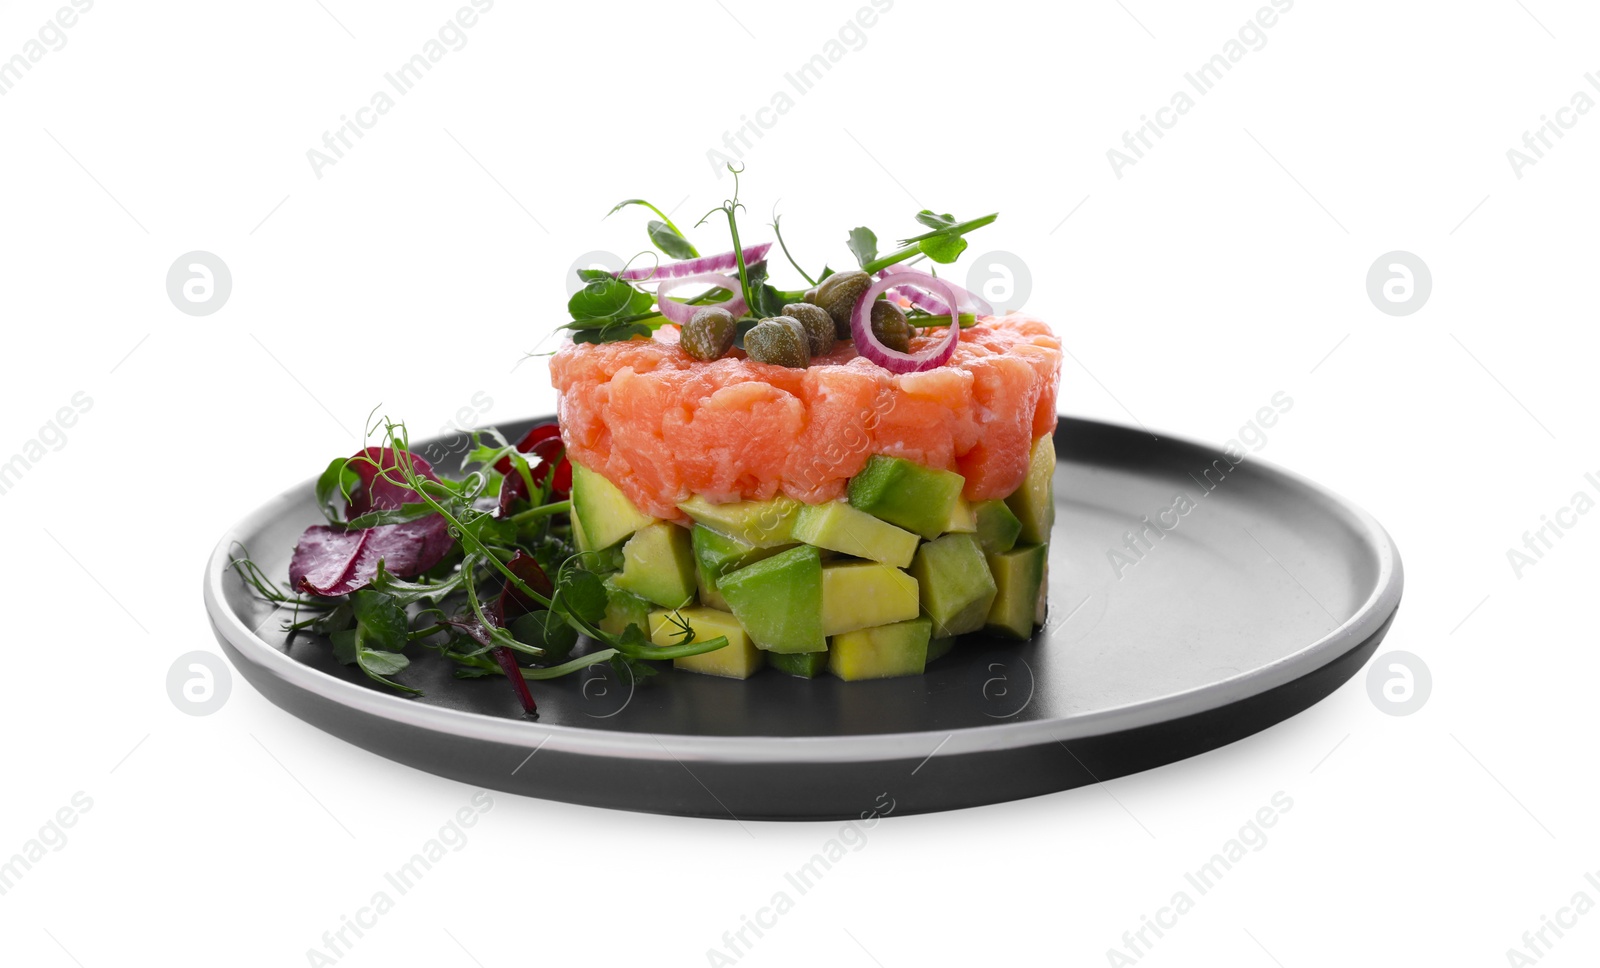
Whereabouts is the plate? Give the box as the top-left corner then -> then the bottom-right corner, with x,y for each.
204,416 -> 1403,820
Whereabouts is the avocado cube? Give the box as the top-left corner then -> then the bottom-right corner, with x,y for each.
717,545 -> 826,653
572,462 -> 656,552
614,522 -> 696,608
792,501 -> 919,568
925,635 -> 957,663
847,455 -> 966,541
984,543 -> 1048,639
829,617 -> 932,681
768,649 -> 830,678
973,499 -> 1022,554
944,497 -> 977,533
1005,437 -> 1056,545
821,560 -> 920,636
678,494 -> 800,548
1035,559 -> 1050,626
600,577 -> 653,636
909,533 -> 997,637
691,525 -> 791,611
649,607 -> 764,679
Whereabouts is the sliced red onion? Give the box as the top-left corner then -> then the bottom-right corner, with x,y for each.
851,269 -> 963,374
878,264 -> 993,317
656,272 -> 747,325
617,244 -> 772,282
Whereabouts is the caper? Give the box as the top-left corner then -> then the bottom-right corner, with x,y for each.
680,307 -> 737,361
870,300 -> 912,353
782,303 -> 835,357
744,316 -> 811,368
812,269 -> 873,339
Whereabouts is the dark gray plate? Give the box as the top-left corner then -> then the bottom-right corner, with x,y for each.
204,417 -> 1403,820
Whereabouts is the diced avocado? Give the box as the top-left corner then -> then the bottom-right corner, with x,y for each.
571,504 -> 592,552
1005,436 -> 1056,544
691,525 -> 790,611
908,533 -> 997,637
973,499 -> 1022,554
984,543 -> 1048,639
768,649 -> 829,678
1035,559 -> 1049,627
792,501 -> 919,568
600,577 -> 652,636
717,545 -> 826,653
925,635 -> 956,663
821,560 -> 920,636
829,617 -> 932,681
678,494 -> 801,548
572,462 -> 655,552
847,454 -> 966,541
650,607 -> 764,679
944,497 -> 977,533
614,522 -> 696,608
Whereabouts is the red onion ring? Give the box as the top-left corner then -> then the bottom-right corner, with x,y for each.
655,272 -> 747,325
616,244 -> 772,282
878,263 -> 993,317
851,269 -> 963,374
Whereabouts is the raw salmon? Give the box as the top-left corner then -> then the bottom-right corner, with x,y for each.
550,314 -> 1061,520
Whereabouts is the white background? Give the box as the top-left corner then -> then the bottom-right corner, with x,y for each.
2,1 -> 1596,965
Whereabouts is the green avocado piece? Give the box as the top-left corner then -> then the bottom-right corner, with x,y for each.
821,560 -> 920,636
984,543 -> 1048,639
649,607 -> 764,679
678,494 -> 801,548
717,545 -> 826,653
829,616 -> 932,681
944,497 -> 977,534
571,462 -> 655,552
599,577 -> 653,636
691,525 -> 791,611
847,454 -> 966,541
908,532 -> 997,637
792,501 -> 919,568
768,649 -> 830,678
973,499 -> 1022,554
613,522 -> 696,608
925,634 -> 957,663
1005,437 -> 1056,545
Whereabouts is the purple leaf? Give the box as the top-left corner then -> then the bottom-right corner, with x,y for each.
347,447 -> 441,518
289,516 -> 454,597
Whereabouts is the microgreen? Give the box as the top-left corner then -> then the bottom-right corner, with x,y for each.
256,414 -> 731,706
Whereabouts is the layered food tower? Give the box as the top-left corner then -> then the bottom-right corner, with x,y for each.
550,313 -> 1062,681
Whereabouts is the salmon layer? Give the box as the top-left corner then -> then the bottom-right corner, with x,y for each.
550,314 -> 1062,520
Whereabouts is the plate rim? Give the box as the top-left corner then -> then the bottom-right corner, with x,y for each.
203,415 -> 1404,766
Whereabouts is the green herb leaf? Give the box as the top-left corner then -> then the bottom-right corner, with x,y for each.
847,227 -> 878,268
576,268 -> 615,282
358,650 -> 410,676
914,210 -> 958,231
510,610 -> 578,663
314,457 -> 357,524
918,234 -> 968,264
352,590 -> 409,652
568,277 -> 640,321
648,220 -> 698,259
554,567 -> 608,627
